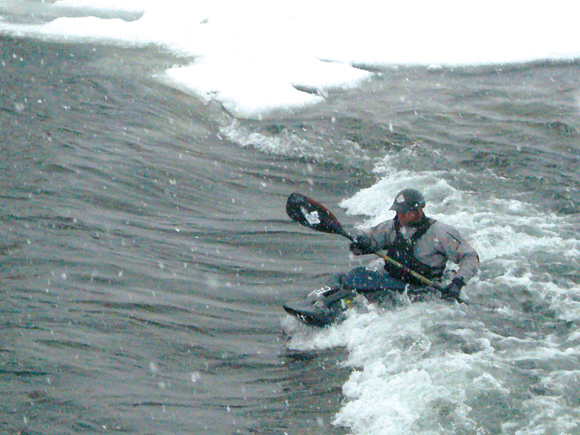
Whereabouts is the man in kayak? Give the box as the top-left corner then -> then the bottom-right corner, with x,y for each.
346,188 -> 479,301
284,188 -> 479,326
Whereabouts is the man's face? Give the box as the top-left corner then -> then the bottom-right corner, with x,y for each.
397,207 -> 423,226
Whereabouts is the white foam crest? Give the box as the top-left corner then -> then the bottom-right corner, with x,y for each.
218,120 -> 373,164
286,303 -> 499,434
219,121 -> 326,160
284,305 -> 384,352
338,368 -> 468,435
538,369 -> 580,399
286,299 -> 580,434
513,395 -> 579,434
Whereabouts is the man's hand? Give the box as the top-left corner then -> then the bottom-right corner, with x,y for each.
349,234 -> 375,256
441,277 -> 465,301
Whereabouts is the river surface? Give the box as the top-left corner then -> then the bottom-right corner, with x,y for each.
1,6 -> 580,434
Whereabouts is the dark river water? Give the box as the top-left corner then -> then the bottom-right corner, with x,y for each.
1,20 -> 580,435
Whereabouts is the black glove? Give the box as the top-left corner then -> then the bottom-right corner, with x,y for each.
441,277 -> 465,301
349,234 -> 375,256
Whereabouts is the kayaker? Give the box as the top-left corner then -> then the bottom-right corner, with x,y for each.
346,188 -> 479,301
283,188 -> 480,326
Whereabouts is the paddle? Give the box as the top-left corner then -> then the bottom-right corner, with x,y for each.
286,192 -> 444,290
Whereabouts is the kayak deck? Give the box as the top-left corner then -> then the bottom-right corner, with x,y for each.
283,287 -> 356,327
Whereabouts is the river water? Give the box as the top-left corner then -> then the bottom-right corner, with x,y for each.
1,2 -> 580,435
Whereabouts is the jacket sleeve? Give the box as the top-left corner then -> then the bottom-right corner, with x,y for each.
436,224 -> 479,283
351,220 -> 396,253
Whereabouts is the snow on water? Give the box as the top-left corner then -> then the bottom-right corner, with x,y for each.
2,0 -> 580,118
53,0 -> 144,12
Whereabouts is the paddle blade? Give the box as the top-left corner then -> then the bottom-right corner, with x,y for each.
286,193 -> 351,239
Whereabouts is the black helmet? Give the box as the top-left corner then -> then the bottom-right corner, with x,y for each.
390,189 -> 426,213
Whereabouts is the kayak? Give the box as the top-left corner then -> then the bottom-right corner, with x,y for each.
283,271 -> 401,327
282,266 -> 453,327
283,285 -> 356,327
283,281 -> 450,327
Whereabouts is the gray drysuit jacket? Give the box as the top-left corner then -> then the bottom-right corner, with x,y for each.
355,216 -> 480,284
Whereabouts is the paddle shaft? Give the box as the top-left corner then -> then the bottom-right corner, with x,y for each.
371,249 -> 443,290
335,231 -> 443,290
